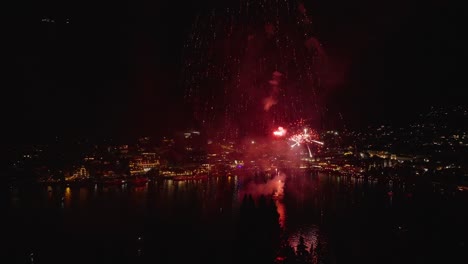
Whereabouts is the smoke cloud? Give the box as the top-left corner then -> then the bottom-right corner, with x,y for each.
263,71 -> 283,111
242,172 -> 286,197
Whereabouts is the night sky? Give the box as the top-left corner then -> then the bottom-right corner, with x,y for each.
5,0 -> 466,144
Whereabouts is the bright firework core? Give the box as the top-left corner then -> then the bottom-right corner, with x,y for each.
289,127 -> 324,158
273,127 -> 287,137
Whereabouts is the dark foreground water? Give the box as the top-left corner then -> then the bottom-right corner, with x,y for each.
2,171 -> 468,264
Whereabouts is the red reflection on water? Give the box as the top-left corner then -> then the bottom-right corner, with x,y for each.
275,199 -> 286,228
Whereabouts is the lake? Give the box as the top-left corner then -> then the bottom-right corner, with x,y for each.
3,170 -> 468,263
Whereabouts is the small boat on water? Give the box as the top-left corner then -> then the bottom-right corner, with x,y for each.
172,174 -> 208,181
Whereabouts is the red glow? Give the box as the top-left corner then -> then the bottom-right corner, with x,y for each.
273,126 -> 287,137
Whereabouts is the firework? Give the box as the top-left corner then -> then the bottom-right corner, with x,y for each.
289,127 -> 324,157
273,126 -> 287,137
183,0 -> 327,140
289,128 -> 321,147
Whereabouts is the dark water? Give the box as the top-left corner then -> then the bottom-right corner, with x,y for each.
3,171 -> 468,263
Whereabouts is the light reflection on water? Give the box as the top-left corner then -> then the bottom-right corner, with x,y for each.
64,186 -> 72,208
287,225 -> 320,252
4,170 -> 468,263
275,199 -> 286,229
6,172 -> 392,253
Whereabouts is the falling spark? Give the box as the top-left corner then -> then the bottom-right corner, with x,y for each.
183,1 -> 327,139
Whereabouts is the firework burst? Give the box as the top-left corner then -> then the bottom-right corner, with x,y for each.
289,128 -> 323,157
